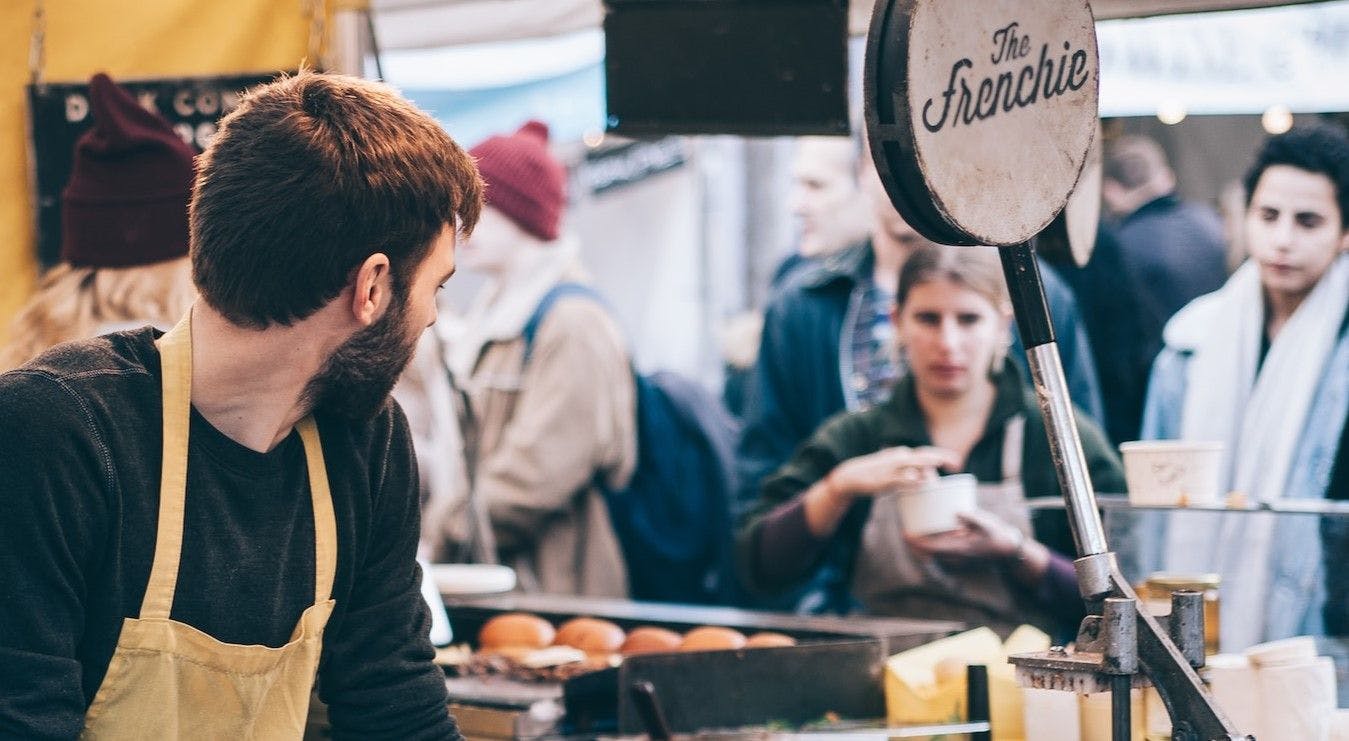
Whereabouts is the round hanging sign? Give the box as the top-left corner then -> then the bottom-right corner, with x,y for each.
1038,119 -> 1102,267
864,0 -> 1100,246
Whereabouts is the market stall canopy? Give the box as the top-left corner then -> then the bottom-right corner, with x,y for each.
369,0 -> 1334,49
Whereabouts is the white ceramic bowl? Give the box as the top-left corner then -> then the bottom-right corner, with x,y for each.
1119,440 -> 1224,506
897,473 -> 978,536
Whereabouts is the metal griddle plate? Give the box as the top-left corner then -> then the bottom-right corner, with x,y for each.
439,593 -> 963,736
616,640 -> 888,735
441,592 -> 961,657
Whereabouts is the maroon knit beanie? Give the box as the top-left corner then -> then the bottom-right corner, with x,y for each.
60,72 -> 196,268
469,120 -> 566,241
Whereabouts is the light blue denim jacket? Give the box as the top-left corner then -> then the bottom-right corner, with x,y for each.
1138,306 -> 1349,641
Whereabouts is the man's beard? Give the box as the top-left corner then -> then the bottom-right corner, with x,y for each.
302,299 -> 419,422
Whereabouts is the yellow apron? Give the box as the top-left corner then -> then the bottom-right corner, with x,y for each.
81,315 -> 338,740
852,415 -> 1054,636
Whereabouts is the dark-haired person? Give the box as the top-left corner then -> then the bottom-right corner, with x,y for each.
0,73 -> 483,739
1141,125 -> 1349,649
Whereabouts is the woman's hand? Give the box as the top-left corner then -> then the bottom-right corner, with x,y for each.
803,446 -> 960,539
904,508 -> 1021,561
830,445 -> 963,497
905,509 -> 1050,581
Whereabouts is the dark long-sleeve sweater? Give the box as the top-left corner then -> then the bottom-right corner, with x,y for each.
0,329 -> 458,740
735,366 -> 1125,635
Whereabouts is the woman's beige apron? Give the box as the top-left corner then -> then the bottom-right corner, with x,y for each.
81,315 -> 338,740
852,416 -> 1053,636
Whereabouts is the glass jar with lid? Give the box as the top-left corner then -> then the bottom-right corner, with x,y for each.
1137,572 -> 1221,655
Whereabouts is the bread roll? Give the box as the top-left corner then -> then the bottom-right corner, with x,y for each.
745,632 -> 797,648
679,626 -> 747,652
620,626 -> 684,655
553,617 -> 626,654
478,613 -> 555,650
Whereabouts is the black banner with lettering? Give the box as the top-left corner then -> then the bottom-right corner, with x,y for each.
26,73 -> 282,268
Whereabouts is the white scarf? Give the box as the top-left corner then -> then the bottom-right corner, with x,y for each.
1162,253 -> 1349,648
444,234 -> 586,380
1171,254 -> 1349,498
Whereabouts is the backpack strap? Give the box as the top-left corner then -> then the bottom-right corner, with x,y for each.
522,282 -> 607,364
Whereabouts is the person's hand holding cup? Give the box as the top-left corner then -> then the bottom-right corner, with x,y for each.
905,507 -> 1021,562
830,445 -> 963,498
805,446 -> 961,538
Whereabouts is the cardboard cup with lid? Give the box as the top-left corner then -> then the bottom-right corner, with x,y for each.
895,473 -> 978,536
1118,440 -> 1224,506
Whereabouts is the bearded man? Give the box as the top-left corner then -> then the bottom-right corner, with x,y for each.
0,73 -> 482,740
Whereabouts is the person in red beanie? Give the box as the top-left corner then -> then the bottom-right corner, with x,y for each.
418,120 -> 638,598
0,72 -> 196,371
0,72 -> 483,739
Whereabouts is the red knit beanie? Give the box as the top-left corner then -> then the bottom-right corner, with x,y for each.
469,120 -> 566,242
60,72 -> 196,268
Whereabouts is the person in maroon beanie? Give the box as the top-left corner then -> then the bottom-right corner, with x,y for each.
0,72 -> 483,739
417,120 -> 638,598
0,72 -> 197,370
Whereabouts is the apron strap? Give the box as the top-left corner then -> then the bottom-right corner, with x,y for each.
143,314 -> 194,620
145,312 -> 339,619
1001,414 -> 1025,483
297,418 -> 337,603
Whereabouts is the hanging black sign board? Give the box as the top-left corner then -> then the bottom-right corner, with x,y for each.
603,0 -> 850,137
27,73 -> 282,268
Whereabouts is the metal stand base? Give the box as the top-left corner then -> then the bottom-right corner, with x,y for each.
997,244 -> 1249,741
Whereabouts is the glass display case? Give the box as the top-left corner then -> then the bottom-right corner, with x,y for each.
1029,495 -> 1349,706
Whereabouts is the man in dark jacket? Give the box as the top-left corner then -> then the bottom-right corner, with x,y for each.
1097,136 -> 1228,440
736,166 -> 1106,524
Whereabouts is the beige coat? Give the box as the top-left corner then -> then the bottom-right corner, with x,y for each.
447,240 -> 636,598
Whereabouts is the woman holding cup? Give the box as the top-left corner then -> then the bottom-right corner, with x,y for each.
735,245 -> 1124,637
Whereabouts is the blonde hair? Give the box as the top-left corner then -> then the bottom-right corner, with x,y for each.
0,257 -> 195,371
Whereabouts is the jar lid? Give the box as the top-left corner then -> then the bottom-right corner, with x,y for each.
1146,572 -> 1221,590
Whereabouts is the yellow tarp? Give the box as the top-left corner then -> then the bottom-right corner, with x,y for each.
0,1 -> 316,340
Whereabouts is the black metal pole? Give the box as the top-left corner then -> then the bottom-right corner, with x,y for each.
998,241 -> 1108,557
1002,241 -> 1245,741
966,664 -> 992,741
1111,675 -> 1132,741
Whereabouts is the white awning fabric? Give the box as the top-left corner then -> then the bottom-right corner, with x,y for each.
370,0 -> 1333,50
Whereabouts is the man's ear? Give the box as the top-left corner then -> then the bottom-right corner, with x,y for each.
350,253 -> 392,326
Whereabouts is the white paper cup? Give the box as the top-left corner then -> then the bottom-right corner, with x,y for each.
897,473 -> 978,536
1255,656 -> 1336,741
1203,654 -> 1261,738
1244,635 -> 1318,669
1023,688 -> 1082,741
1118,440 -> 1224,506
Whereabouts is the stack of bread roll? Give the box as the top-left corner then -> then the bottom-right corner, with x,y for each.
470,613 -> 798,680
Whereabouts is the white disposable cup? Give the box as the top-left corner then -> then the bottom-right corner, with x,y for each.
1203,654 -> 1261,738
1023,688 -> 1082,741
1244,635 -> 1318,669
896,473 -> 978,535
1118,440 -> 1224,506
